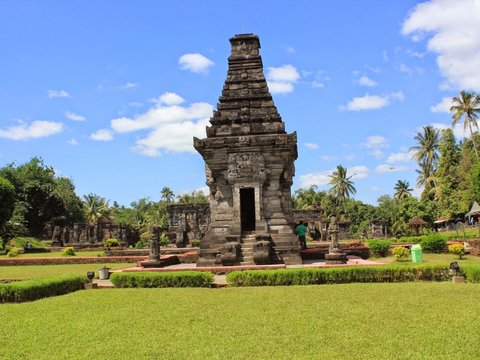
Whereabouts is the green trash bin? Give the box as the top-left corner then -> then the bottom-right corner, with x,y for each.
411,244 -> 423,263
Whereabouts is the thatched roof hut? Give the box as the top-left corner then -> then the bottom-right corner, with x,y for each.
408,216 -> 427,236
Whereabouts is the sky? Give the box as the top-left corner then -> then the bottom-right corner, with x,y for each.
1,0 -> 480,206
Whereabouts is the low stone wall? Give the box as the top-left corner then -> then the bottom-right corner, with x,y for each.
0,256 -> 146,266
301,243 -> 369,260
105,248 -> 198,257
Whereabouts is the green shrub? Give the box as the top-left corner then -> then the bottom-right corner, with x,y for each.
368,240 -> 391,257
110,271 -> 213,288
190,238 -> 200,247
7,247 -> 20,257
448,244 -> 465,259
159,234 -> 170,246
103,238 -> 120,248
306,236 -> 313,243
420,234 -> 447,253
392,247 -> 410,262
134,241 -> 144,249
61,247 -> 76,256
226,265 -> 450,287
0,274 -> 86,303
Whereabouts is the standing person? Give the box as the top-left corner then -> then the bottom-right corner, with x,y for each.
296,221 -> 307,250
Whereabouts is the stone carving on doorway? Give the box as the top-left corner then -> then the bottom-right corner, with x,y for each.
227,153 -> 266,181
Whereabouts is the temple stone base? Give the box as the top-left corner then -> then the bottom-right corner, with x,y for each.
325,252 -> 347,265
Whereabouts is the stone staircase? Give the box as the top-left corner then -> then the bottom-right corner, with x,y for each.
239,233 -> 256,265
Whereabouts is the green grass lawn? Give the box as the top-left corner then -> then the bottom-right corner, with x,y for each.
0,263 -> 135,280
1,283 -> 479,359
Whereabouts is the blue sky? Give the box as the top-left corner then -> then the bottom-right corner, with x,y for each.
1,0 -> 479,206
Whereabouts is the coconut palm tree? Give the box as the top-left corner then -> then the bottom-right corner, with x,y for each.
450,90 -> 480,157
394,180 -> 413,201
328,165 -> 356,210
410,126 -> 440,167
160,187 -> 175,203
82,193 -> 110,224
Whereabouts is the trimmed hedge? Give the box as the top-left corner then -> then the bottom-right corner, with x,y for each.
226,265 -> 451,287
420,235 -> 447,253
462,264 -> 480,283
0,274 -> 87,303
110,271 -> 213,288
367,239 -> 391,257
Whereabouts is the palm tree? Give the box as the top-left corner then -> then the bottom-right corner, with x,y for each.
82,193 -> 110,224
394,180 -> 412,201
450,90 -> 480,157
161,187 -> 175,203
410,126 -> 440,167
415,161 -> 437,201
328,165 -> 356,210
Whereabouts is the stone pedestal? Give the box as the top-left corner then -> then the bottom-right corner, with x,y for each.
325,251 -> 347,265
325,216 -> 347,265
452,275 -> 465,283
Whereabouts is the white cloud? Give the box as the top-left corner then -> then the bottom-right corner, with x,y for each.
67,138 -> 79,145
304,142 -> 319,150
375,164 -> 408,173
407,49 -> 425,58
179,53 -> 214,73
65,111 -> 86,121
48,90 -> 70,98
431,122 -> 465,139
363,135 -> 389,149
0,120 -> 63,140
356,76 -> 378,87
287,46 -> 296,54
430,96 -> 453,112
90,129 -> 113,141
340,91 -> 405,111
120,82 -> 138,90
110,94 -> 213,155
153,92 -> 185,106
386,151 -> 414,163
267,65 -> 300,94
402,0 -> 480,91
371,186 -> 380,192
350,165 -> 370,179
298,171 -> 332,188
383,51 -> 389,62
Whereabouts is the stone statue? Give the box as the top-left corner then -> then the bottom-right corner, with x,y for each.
325,215 -> 347,264
140,226 -> 163,268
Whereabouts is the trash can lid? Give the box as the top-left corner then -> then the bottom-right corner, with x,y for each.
411,244 -> 422,250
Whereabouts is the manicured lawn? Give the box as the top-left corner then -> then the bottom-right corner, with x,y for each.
0,263 -> 134,280
1,283 -> 479,359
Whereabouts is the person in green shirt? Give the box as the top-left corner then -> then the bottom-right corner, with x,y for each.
296,221 -> 307,250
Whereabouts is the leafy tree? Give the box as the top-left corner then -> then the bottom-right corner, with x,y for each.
393,180 -> 412,201
177,190 -> 208,204
471,160 -> 480,203
328,165 -> 356,211
456,136 -> 479,212
161,187 -> 175,203
434,129 -> 461,218
451,90 -> 480,157
0,177 -> 16,249
415,160 -> 437,201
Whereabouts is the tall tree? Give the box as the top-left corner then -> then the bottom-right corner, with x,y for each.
434,128 -> 461,218
411,126 -> 440,167
394,180 -> 413,201
161,187 -> 175,203
83,194 -> 110,224
328,165 -> 356,211
450,90 -> 480,157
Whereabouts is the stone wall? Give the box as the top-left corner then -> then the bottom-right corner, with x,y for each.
167,204 -> 210,247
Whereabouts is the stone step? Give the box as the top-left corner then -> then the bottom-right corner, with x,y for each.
239,261 -> 254,266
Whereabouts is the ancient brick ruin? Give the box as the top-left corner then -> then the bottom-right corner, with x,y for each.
194,34 -> 301,266
167,204 -> 210,247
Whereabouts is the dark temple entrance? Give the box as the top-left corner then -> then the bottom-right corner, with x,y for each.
240,188 -> 256,231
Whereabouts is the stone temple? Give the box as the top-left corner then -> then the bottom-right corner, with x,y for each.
193,33 -> 301,266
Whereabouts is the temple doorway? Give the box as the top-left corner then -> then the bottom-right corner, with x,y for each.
240,188 -> 255,231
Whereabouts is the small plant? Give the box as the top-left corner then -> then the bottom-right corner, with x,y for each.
103,238 -> 120,248
448,244 -> 465,259
421,234 -> 446,253
392,247 -> 410,262
306,236 -> 313,243
61,247 -> 76,256
368,240 -> 391,257
134,241 -> 145,249
191,238 -> 200,247
159,234 -> 170,247
7,247 -> 20,257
